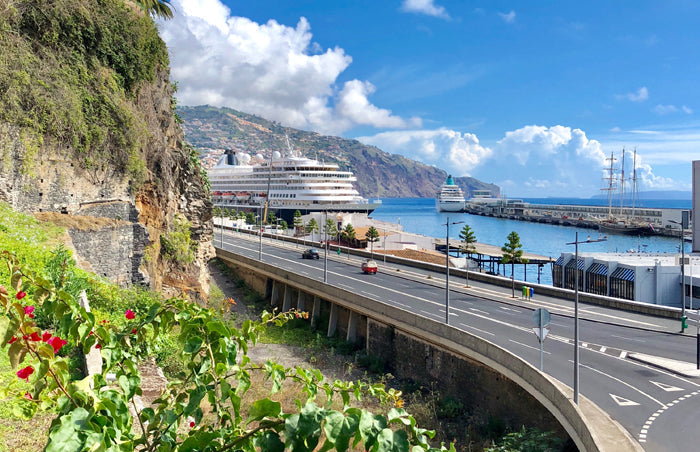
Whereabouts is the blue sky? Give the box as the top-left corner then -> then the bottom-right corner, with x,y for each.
159,0 -> 699,198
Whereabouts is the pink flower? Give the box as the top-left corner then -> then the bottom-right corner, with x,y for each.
24,392 -> 32,400
95,343 -> 102,350
47,336 -> 67,354
131,328 -> 137,334
189,421 -> 195,428
42,332 -> 52,342
17,366 -> 34,382
16,291 -> 26,300
28,332 -> 41,342
125,309 -> 135,320
8,336 -> 17,344
24,305 -> 34,318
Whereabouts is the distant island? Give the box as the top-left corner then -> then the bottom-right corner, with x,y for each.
590,190 -> 691,201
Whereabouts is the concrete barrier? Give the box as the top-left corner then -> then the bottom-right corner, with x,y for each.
217,248 -> 642,452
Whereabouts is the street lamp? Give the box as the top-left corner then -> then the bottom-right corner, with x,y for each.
324,212 -> 328,283
444,218 -> 464,325
257,210 -> 263,261
669,220 -> 686,332
566,232 -> 606,405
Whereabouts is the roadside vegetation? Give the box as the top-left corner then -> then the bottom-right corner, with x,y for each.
0,202 -> 459,451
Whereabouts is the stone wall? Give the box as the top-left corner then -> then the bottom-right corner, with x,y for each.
68,223 -> 150,287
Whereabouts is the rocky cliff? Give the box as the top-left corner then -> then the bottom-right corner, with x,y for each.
0,0 -> 213,298
179,105 -> 500,198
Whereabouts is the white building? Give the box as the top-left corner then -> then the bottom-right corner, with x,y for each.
553,252 -> 699,307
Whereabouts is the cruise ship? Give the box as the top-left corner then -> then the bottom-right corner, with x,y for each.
208,145 -> 380,222
435,175 -> 466,212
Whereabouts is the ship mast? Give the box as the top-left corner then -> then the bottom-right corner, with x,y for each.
618,148 -> 626,219
602,151 -> 617,219
631,148 -> 638,218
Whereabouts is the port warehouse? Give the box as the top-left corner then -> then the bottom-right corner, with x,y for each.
552,252 -> 700,307
464,198 -> 691,235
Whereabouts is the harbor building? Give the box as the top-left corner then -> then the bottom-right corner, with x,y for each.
552,252 -> 699,307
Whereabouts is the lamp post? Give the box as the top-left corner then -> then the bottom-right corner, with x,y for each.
257,210 -> 263,261
566,232 -> 606,405
444,218 -> 464,325
324,212 -> 328,283
669,220 -> 686,332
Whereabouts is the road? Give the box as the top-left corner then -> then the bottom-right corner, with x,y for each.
217,228 -> 700,451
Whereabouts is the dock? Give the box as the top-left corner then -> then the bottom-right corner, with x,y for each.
434,239 -> 553,283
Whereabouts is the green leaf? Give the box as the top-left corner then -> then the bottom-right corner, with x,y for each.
184,335 -> 203,354
45,407 -> 92,452
371,428 -> 409,452
185,386 -> 207,416
206,320 -> 229,338
12,397 -> 38,419
8,340 -> 27,369
0,316 -> 11,346
358,410 -> 387,450
247,398 -> 282,423
253,431 -> 284,452
322,410 -> 359,452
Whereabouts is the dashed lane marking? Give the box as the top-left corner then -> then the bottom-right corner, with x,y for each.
638,390 -> 700,444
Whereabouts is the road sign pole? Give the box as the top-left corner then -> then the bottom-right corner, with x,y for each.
539,327 -> 544,371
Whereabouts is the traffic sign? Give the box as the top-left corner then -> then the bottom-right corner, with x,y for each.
533,308 -> 550,328
532,327 -> 550,342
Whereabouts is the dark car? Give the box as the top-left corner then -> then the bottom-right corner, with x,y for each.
302,248 -> 320,259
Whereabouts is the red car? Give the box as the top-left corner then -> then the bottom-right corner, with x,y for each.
361,259 -> 378,274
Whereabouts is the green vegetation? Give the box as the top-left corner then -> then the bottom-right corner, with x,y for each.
501,231 -> 528,298
160,214 -> 197,265
459,224 -> 477,287
0,0 -> 169,183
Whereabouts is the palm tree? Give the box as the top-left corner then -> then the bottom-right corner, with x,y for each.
459,224 -> 477,287
365,226 -> 380,259
293,210 -> 303,236
306,218 -> 319,243
136,0 -> 174,20
340,224 -> 356,246
501,231 -> 529,297
324,218 -> 338,244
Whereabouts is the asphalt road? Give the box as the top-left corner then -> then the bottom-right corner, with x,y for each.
218,228 -> 700,451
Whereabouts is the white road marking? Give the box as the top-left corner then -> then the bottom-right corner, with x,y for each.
469,308 -> 490,315
574,361 -> 665,407
509,339 -> 551,354
611,334 -> 647,343
609,394 -> 641,407
650,381 -> 684,392
459,323 -> 495,336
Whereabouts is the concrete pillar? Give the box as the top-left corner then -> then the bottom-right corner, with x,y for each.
311,296 -> 321,328
346,311 -> 357,342
297,291 -> 306,312
270,280 -> 279,307
327,303 -> 338,337
282,285 -> 292,312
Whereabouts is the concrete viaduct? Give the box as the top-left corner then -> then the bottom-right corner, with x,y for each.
217,248 -> 642,452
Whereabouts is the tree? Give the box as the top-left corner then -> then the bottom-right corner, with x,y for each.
365,226 -> 380,258
501,231 -> 529,297
459,225 -> 477,287
267,212 -> 277,225
278,220 -> 288,233
293,210 -> 303,236
245,212 -> 256,225
0,250 -> 455,452
136,0 -> 174,20
306,218 -> 320,242
324,218 -> 338,244
341,223 -> 357,246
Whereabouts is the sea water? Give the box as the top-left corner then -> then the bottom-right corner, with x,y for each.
369,198 -> 692,286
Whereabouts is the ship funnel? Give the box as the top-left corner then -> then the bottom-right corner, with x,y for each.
225,149 -> 238,165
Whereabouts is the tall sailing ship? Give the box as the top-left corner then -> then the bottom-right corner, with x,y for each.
208,138 -> 380,222
595,149 -> 655,235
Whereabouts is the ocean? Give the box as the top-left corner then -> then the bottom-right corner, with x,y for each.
368,198 -> 692,286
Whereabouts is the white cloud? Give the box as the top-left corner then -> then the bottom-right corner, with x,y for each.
498,10 -> 516,23
653,104 -> 678,115
159,0 -> 418,135
356,129 -> 492,175
400,0 -> 450,19
624,87 -> 649,102
682,105 -> 693,114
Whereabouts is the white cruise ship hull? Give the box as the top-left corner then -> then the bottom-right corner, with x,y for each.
436,200 -> 465,212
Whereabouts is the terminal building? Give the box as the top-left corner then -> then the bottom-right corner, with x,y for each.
552,160 -> 699,308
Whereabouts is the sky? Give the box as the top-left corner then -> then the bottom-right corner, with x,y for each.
158,0 -> 700,198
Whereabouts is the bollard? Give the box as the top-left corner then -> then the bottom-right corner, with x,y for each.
522,285 -> 528,299
529,287 -> 534,300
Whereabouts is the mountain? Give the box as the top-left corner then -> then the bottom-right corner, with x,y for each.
177,105 -> 499,198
